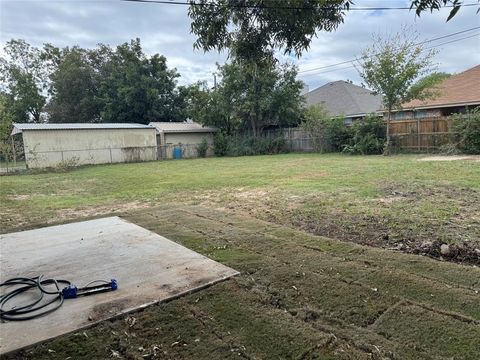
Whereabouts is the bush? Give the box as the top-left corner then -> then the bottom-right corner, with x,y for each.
196,138 -> 209,158
213,133 -> 288,157
213,133 -> 229,156
325,118 -> 353,152
452,108 -> 480,154
438,143 -> 461,155
343,115 -> 386,155
301,105 -> 353,152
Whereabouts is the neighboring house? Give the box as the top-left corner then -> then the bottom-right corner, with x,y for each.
11,123 -> 157,168
149,122 -> 218,159
305,80 -> 383,124
395,65 -> 480,120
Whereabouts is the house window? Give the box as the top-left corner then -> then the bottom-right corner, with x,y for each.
414,111 -> 427,119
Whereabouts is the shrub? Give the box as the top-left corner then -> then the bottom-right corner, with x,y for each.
324,118 -> 353,152
300,105 -> 353,152
213,132 -> 229,156
213,133 -> 288,157
452,108 -> 480,154
343,115 -> 386,155
196,138 -> 209,158
438,143 -> 461,155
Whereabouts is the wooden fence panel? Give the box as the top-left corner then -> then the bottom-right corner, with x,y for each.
390,117 -> 453,150
263,116 -> 454,152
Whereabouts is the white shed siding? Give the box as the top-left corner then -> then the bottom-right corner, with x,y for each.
163,132 -> 214,145
23,128 -> 157,168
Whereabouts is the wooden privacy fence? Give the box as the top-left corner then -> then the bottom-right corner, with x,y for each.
388,116 -> 454,150
263,116 -> 456,152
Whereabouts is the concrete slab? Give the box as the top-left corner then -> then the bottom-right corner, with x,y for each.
0,217 -> 239,355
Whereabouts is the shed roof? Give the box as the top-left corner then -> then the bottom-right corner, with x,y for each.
305,80 -> 383,117
12,123 -> 152,135
401,65 -> 480,110
149,122 -> 218,133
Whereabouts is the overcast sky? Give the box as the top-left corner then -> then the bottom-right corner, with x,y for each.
1,0 -> 479,91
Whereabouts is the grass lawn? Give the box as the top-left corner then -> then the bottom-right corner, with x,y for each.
1,153 -> 479,359
0,160 -> 26,171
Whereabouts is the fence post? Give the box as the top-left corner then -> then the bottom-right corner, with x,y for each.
11,137 -> 16,167
110,148 -> 113,163
417,117 -> 420,151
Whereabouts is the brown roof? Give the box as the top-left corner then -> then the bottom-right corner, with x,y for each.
402,65 -> 480,110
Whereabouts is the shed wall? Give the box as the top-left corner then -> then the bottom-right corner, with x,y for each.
23,128 -> 157,168
163,132 -> 214,145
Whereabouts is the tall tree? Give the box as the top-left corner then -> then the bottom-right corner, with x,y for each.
99,39 -> 182,124
188,0 -> 353,62
0,40 -> 48,122
0,92 -> 19,165
188,0 -> 473,64
357,31 -> 437,152
46,46 -> 104,123
193,61 -> 304,135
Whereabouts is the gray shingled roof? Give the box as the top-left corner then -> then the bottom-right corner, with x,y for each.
149,122 -> 218,133
305,81 -> 383,117
12,123 -> 152,135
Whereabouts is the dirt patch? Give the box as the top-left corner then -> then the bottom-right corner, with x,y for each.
232,188 -> 268,199
406,240 -> 480,265
418,155 -> 480,162
194,184 -> 480,265
6,194 -> 31,201
290,171 -> 328,180
56,201 -> 150,221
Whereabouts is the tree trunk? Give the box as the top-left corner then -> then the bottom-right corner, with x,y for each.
386,107 -> 391,145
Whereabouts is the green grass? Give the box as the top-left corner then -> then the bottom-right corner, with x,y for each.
1,154 -> 479,251
6,205 -> 480,360
0,160 -> 26,169
2,154 -> 480,359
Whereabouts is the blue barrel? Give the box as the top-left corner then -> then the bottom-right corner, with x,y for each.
173,146 -> 182,159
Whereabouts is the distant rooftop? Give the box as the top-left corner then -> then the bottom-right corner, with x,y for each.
305,80 -> 383,117
149,122 -> 218,133
401,65 -> 480,110
12,123 -> 152,135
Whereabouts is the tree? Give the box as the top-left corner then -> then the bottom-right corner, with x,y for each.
99,39 -> 182,124
193,61 -> 304,135
188,0 -> 353,62
0,93 -> 20,165
46,46 -> 103,123
409,72 -> 451,100
410,0 -> 478,21
0,40 -> 48,123
357,31 -> 437,152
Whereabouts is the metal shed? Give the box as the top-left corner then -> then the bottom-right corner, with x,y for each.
12,123 -> 157,169
149,122 -> 217,159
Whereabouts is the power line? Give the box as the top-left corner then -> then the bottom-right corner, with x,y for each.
299,32 -> 480,77
120,0 -> 479,11
298,26 -> 480,74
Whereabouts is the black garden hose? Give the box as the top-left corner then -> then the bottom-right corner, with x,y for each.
0,275 -> 71,321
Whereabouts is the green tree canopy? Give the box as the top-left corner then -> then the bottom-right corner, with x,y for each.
99,39 -> 183,124
190,61 -> 304,135
410,0 -> 477,21
46,46 -> 104,123
188,0 -> 353,62
409,72 -> 451,101
0,39 -> 48,123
